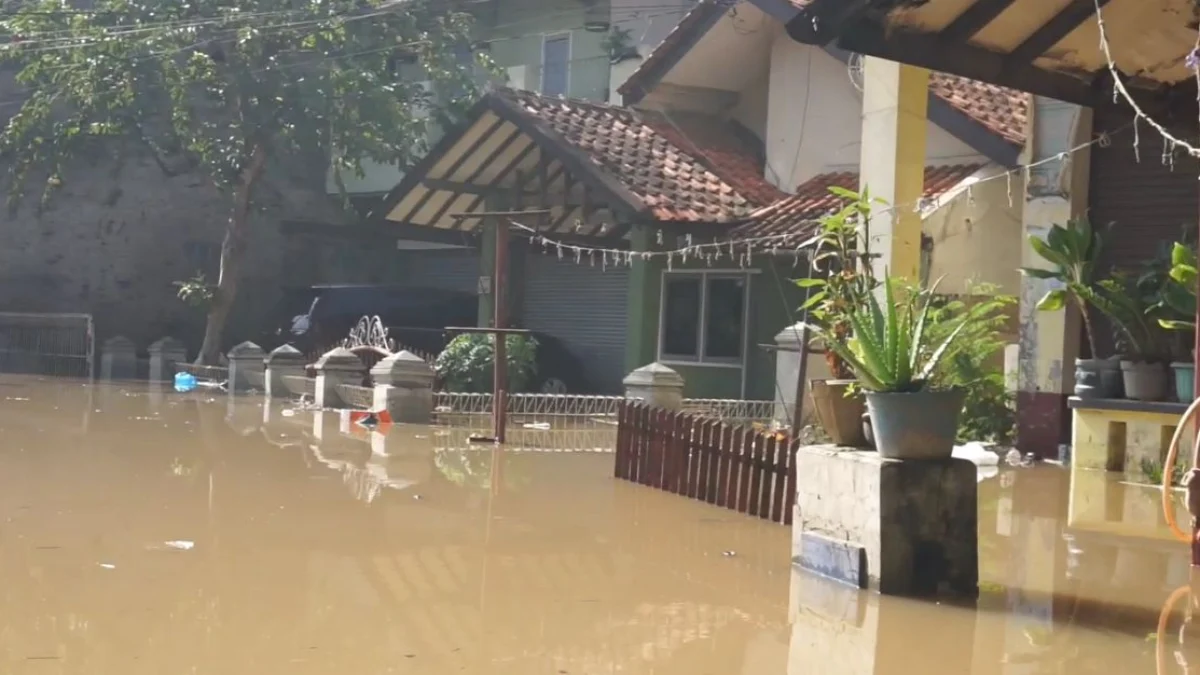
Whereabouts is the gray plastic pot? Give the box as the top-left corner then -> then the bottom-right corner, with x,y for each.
864,388 -> 967,460
1119,360 -> 1169,402
1074,357 -> 1122,399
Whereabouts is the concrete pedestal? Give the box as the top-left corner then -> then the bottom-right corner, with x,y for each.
622,362 -> 684,410
792,446 -> 977,596
100,336 -> 137,380
264,344 -> 306,398
371,351 -> 435,423
227,341 -> 266,392
148,337 -> 186,383
313,347 -> 366,408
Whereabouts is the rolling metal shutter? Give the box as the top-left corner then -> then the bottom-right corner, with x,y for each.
521,252 -> 630,393
396,247 -> 481,293
1087,107 -> 1199,356
1090,107 -> 1199,273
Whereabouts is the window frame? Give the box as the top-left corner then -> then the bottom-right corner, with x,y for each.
540,32 -> 572,97
656,270 -> 753,369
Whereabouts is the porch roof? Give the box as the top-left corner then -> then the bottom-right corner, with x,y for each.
780,0 -> 1199,106
730,163 -> 986,239
618,0 -> 1030,161
375,88 -> 784,239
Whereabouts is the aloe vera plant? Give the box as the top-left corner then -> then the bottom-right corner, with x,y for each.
803,277 -> 968,393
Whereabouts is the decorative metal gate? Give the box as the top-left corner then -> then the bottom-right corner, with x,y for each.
0,312 -> 94,378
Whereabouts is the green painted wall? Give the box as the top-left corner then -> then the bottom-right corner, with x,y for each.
483,0 -> 612,101
624,225 -> 803,400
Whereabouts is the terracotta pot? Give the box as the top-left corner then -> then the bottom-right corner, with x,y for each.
809,379 -> 867,447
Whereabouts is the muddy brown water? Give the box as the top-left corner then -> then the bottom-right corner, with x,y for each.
0,377 -> 1194,673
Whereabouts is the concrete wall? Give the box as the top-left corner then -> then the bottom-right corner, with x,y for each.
924,167 -> 1025,296
765,40 -> 986,190
0,148 -> 337,357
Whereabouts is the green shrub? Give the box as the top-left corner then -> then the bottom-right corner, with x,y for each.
924,284 -> 1017,443
435,333 -> 538,393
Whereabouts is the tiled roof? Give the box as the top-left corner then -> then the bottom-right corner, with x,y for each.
929,74 -> 1029,146
731,163 -> 984,239
498,89 -> 778,222
619,0 -> 1029,146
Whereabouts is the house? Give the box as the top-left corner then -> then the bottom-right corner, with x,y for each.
371,0 -> 1030,400
745,0 -> 1200,459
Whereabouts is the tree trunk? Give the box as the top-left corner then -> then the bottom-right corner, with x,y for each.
195,144 -> 268,365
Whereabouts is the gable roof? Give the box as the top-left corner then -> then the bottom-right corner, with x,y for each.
374,88 -> 785,235
618,0 -> 1030,160
730,163 -> 985,239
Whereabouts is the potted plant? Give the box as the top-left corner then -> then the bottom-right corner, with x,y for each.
1157,241 -> 1197,401
794,187 -> 880,446
803,276 -> 969,459
1092,274 -> 1172,401
1020,217 -> 1121,399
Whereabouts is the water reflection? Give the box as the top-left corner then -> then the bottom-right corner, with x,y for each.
6,379 -> 1200,673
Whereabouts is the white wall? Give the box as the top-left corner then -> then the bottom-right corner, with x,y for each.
765,38 -> 986,191
924,168 -> 1025,296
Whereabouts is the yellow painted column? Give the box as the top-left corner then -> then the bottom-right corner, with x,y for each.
857,57 -> 929,284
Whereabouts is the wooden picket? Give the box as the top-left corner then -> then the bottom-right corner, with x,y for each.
612,400 -> 797,525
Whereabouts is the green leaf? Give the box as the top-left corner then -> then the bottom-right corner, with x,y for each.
793,277 -> 825,288
1036,289 -> 1067,312
800,291 -> 827,311
1019,267 -> 1060,280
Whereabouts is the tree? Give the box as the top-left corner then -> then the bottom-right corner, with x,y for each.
0,0 -> 485,363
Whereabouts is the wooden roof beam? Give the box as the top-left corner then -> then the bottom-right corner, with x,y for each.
1009,0 -> 1113,64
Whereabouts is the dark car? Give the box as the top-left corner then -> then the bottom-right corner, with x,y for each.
263,285 -> 478,358
528,332 -> 590,394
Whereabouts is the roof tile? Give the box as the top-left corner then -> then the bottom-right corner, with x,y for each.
731,163 -> 984,239
497,88 -> 781,222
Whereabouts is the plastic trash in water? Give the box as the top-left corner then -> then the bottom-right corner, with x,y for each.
174,372 -> 197,392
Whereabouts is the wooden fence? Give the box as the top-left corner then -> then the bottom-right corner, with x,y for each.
614,401 -> 797,524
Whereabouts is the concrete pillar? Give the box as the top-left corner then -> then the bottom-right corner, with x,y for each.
370,350 -> 436,423
148,337 -> 187,383
264,344 -> 307,398
100,336 -> 137,380
623,362 -> 684,410
624,225 -> 661,373
1018,98 -> 1091,457
312,347 -> 366,408
858,58 -> 929,284
791,446 -> 977,596
226,341 -> 266,392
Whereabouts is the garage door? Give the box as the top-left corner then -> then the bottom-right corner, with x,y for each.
521,252 -> 629,393
397,247 -> 481,293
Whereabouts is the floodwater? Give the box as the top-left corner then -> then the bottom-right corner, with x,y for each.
0,377 -> 1194,674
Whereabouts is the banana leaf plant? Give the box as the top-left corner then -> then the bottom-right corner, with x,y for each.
1091,274 -> 1171,361
801,276 -> 968,393
1019,217 -> 1105,359
1159,241 -> 1197,332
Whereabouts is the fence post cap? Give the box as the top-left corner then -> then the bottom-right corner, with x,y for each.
623,362 -> 684,388
371,350 -> 435,387
148,336 -> 185,353
227,341 -> 266,360
774,322 -> 807,346
265,343 -> 306,365
103,335 -> 136,351
313,346 -> 365,372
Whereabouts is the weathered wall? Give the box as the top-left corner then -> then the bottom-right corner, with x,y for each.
924,167 -> 1025,296
0,145 -> 340,358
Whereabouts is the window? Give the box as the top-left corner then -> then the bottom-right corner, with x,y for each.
541,33 -> 570,96
659,273 -> 748,364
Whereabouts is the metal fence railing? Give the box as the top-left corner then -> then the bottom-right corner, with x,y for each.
177,363 -> 229,383
681,399 -> 776,425
433,393 -> 625,418
335,383 -> 375,410
0,312 -> 93,378
282,375 -> 316,398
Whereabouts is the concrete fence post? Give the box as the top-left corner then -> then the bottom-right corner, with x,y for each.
264,344 -> 307,399
226,341 -> 266,392
148,337 -> 187,383
100,336 -> 137,380
622,362 -> 684,411
313,347 -> 366,408
371,350 -> 436,423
